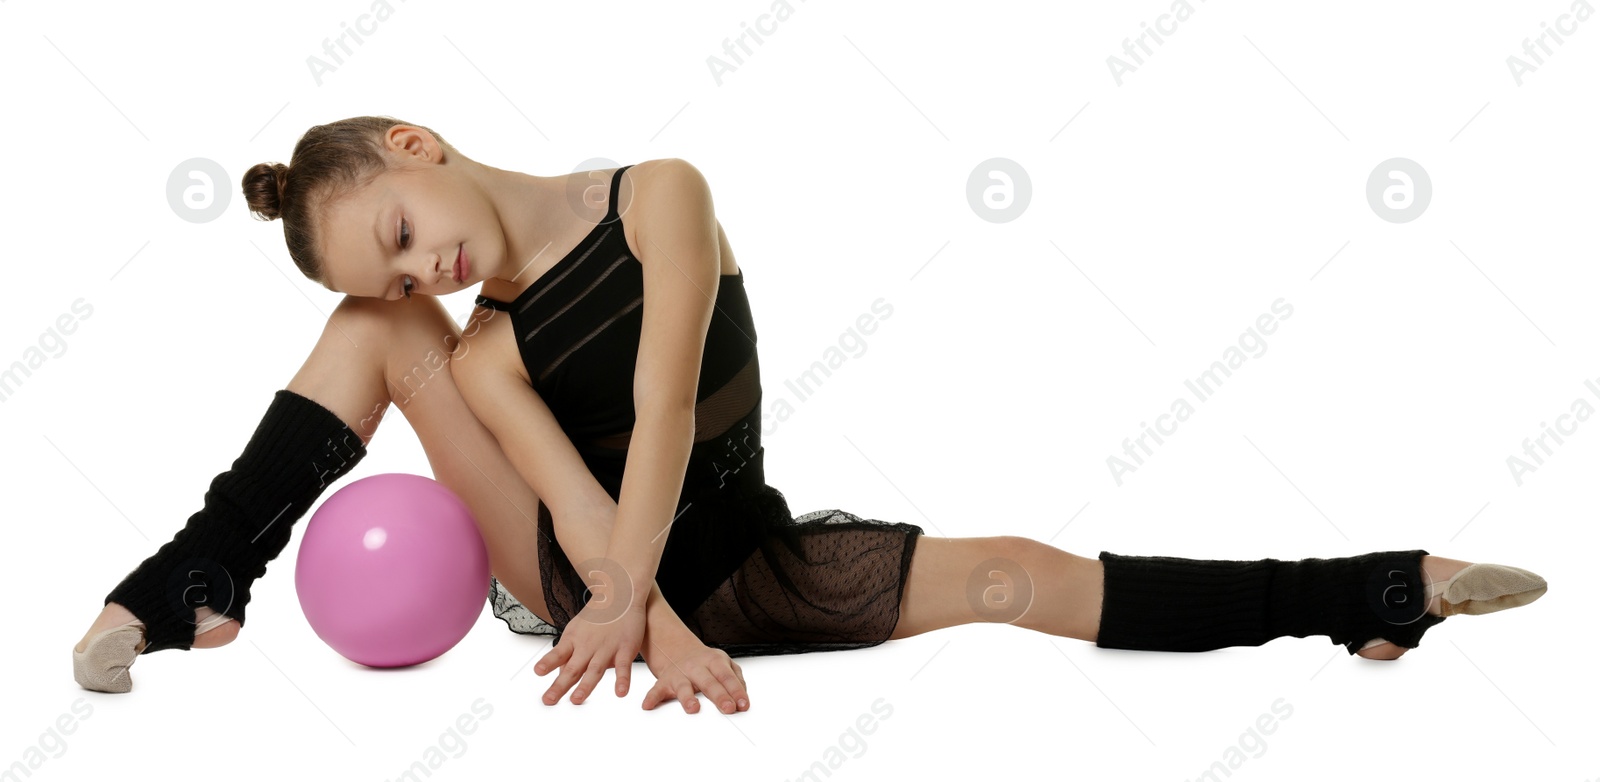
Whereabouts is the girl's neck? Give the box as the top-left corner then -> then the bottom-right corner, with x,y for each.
475,162 -> 579,286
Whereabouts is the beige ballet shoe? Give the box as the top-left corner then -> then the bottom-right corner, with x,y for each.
1359,562 -> 1548,652
73,609 -> 236,693
73,623 -> 146,693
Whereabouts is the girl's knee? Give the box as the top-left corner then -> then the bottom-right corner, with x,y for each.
993,535 -> 1051,562
332,294 -> 459,343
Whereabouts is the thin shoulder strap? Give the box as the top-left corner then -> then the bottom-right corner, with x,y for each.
605,164 -> 633,223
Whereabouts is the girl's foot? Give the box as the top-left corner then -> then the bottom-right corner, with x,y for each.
75,602 -> 239,655
1355,554 -> 1543,660
74,602 -> 241,692
75,601 -> 238,690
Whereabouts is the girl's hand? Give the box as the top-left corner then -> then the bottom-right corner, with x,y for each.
640,630 -> 750,714
533,593 -> 647,706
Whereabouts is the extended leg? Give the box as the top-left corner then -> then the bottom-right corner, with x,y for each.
886,538 -> 1460,658
888,536 -> 1104,642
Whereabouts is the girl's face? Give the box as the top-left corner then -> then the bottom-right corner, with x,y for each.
317,127 -> 501,300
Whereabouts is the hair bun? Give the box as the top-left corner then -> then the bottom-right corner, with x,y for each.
242,162 -> 290,221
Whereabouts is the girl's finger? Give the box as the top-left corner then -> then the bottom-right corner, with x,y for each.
534,642 -> 572,677
697,668 -> 738,714
571,654 -> 610,704
677,683 -> 698,714
544,650 -> 591,705
709,664 -> 748,711
614,650 -> 633,697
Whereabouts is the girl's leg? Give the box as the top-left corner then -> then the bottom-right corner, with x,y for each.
889,536 -> 1104,643
81,294 -> 554,655
887,536 -> 1476,660
295,294 -> 555,627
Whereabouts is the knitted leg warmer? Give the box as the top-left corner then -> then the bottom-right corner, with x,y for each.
103,389 -> 368,654
1095,549 -> 1448,656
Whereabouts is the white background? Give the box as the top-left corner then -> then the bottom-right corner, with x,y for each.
3,0 -> 1595,779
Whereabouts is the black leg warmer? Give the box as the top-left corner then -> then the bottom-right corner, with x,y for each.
1095,549 -> 1448,656
103,389 -> 368,654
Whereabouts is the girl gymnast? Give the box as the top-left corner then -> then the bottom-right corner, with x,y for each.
75,116 -> 1548,715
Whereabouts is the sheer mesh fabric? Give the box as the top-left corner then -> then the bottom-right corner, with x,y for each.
587,352 -> 762,450
488,484 -> 924,657
684,507 -> 923,656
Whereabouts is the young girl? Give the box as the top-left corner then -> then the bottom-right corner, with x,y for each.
74,115 -> 1549,714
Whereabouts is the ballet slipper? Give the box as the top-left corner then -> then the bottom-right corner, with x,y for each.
73,623 -> 146,693
1359,562 -> 1548,653
73,609 -> 236,692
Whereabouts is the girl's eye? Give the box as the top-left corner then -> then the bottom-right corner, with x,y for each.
399,217 -> 413,299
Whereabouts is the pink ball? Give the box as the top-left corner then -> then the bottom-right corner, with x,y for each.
295,473 -> 489,668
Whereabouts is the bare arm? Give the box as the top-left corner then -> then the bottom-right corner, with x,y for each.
606,158 -> 722,595
450,307 -> 696,652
